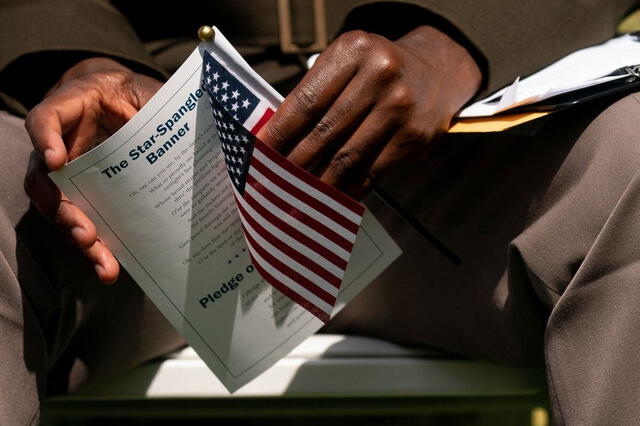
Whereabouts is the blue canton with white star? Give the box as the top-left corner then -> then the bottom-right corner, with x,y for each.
203,51 -> 258,194
202,51 -> 259,123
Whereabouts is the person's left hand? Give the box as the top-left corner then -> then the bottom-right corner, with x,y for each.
257,25 -> 482,198
24,57 -> 163,283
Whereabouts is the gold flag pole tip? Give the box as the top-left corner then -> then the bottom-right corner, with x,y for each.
198,26 -> 215,42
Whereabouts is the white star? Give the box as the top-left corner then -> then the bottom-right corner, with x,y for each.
235,177 -> 240,185
241,135 -> 248,143
242,99 -> 251,109
221,93 -> 229,103
233,114 -> 238,120
221,81 -> 229,90
229,124 -> 235,131
234,135 -> 240,142
240,146 -> 246,154
206,76 -> 211,85
232,145 -> 238,153
212,84 -> 219,93
206,63 -> 211,73
231,102 -> 239,111
212,71 -> 219,81
231,90 -> 240,99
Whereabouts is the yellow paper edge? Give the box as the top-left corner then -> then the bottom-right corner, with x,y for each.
449,111 -> 550,133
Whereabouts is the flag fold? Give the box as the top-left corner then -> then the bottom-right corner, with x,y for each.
202,48 -> 365,323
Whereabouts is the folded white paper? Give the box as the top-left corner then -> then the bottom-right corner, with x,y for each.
460,33 -> 640,117
49,29 -> 401,392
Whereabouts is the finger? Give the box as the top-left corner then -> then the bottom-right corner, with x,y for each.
25,89 -> 91,170
342,172 -> 371,200
286,72 -> 378,170
25,155 -> 99,249
83,238 -> 120,284
256,43 -> 358,153
317,108 -> 398,190
338,137 -> 415,200
355,135 -> 430,198
25,154 -> 118,283
63,105 -> 102,161
130,74 -> 164,107
54,199 -> 99,250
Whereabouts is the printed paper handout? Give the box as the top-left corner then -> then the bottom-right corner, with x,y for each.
49,27 -> 401,392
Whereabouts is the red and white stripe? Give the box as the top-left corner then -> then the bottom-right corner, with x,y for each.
232,137 -> 365,323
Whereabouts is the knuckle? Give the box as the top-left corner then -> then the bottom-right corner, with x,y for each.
93,69 -> 131,87
49,199 -> 73,229
293,84 -> 318,112
311,114 -> 337,142
372,46 -> 402,80
336,30 -> 372,54
264,122 -> 287,149
24,105 -> 45,133
328,150 -> 359,178
388,84 -> 414,112
87,69 -> 135,101
403,123 -> 429,144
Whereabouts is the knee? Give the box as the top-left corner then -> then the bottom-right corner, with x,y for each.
0,111 -> 32,222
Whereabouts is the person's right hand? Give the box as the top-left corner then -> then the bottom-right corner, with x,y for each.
24,58 -> 163,283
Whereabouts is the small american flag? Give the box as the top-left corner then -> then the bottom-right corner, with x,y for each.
202,50 -> 365,323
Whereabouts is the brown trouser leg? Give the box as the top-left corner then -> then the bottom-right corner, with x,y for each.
5,87 -> 640,425
0,110 -> 185,425
327,93 -> 640,425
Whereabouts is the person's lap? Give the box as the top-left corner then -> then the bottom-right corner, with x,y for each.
3,90 -> 640,424
326,92 -> 640,424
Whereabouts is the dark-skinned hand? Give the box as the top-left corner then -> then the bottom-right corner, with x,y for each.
257,26 -> 481,198
24,58 -> 163,283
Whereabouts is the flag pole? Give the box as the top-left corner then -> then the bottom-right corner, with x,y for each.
372,186 -> 461,266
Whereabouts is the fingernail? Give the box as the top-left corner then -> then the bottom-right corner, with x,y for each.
94,263 -> 106,277
44,149 -> 56,165
70,226 -> 86,242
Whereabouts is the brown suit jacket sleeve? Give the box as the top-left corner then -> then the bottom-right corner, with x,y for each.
0,0 -> 166,115
338,0 -> 638,95
2,0 -> 637,115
